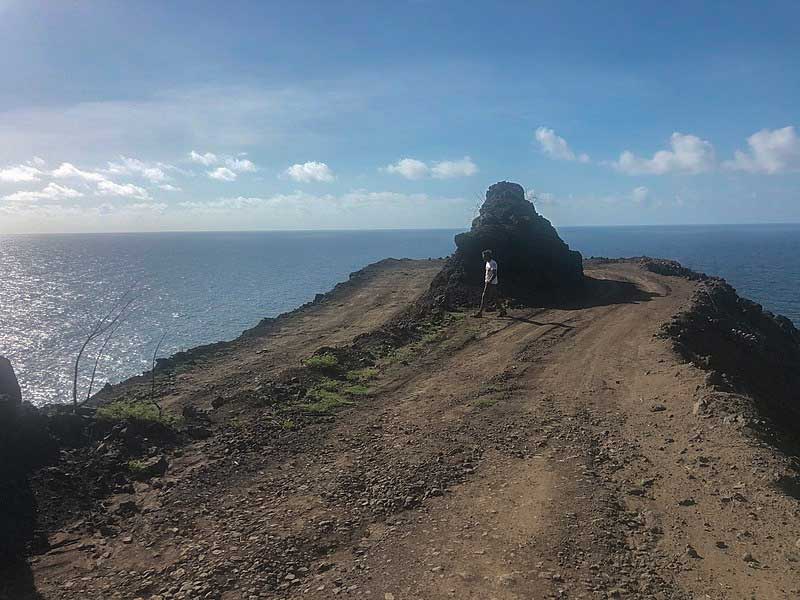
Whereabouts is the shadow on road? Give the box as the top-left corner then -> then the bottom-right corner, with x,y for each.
530,276 -> 663,311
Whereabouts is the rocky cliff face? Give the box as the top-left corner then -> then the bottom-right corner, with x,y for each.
661,272 -> 800,428
424,181 -> 583,308
0,357 -> 37,563
0,356 -> 22,421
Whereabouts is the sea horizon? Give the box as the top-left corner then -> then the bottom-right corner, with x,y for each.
4,221 -> 800,237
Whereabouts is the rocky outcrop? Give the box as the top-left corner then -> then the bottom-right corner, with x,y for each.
0,356 -> 22,421
662,275 -> 800,427
0,358 -> 38,562
424,181 -> 583,307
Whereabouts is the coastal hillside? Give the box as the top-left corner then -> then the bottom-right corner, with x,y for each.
3,253 -> 800,599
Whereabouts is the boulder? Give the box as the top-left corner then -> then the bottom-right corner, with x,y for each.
425,181 -> 583,307
0,356 -> 22,421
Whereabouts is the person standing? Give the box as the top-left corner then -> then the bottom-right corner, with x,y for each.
473,249 -> 507,318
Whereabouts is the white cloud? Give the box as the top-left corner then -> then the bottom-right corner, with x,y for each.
724,126 -> 800,174
192,151 -> 257,178
385,158 -> 430,179
284,161 -> 335,183
158,183 -> 182,192
125,202 -> 168,213
208,167 -> 238,182
0,164 -> 43,182
30,157 -> 46,167
179,190 -> 462,215
189,151 -> 218,166
534,127 -> 590,163
97,179 -> 151,200
106,156 -> 171,183
431,156 -> 478,179
613,132 -> 715,175
224,157 -> 256,172
385,156 -> 478,179
51,162 -> 108,182
190,151 -> 256,174
3,182 -> 83,203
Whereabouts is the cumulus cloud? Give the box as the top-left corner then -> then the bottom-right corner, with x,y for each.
51,162 -> 108,182
384,156 -> 478,179
97,179 -> 151,200
2,182 -> 83,203
192,151 -> 257,179
189,150 -> 218,166
106,156 -> 172,183
534,127 -> 590,163
208,167 -> 238,182
724,126 -> 800,174
431,156 -> 478,179
284,161 -> 335,183
385,158 -> 430,179
224,157 -> 256,172
158,184 -> 182,192
613,132 -> 715,175
0,164 -> 43,182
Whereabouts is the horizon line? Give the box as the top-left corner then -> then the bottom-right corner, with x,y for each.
2,221 -> 800,236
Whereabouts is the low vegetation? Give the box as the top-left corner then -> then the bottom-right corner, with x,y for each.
301,388 -> 354,414
96,400 -> 179,426
304,352 -> 339,370
345,367 -> 379,383
126,459 -> 150,475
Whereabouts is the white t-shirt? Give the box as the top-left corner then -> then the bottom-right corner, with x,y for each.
485,259 -> 498,284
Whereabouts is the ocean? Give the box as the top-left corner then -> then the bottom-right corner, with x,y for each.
2,224 -> 798,406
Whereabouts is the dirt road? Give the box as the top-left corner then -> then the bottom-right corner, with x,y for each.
21,260 -> 800,599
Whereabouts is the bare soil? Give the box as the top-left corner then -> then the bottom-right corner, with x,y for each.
8,259 -> 800,600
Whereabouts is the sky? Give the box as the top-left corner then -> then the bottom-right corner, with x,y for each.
1,0 -> 799,233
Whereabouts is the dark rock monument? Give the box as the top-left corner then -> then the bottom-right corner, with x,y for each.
425,181 -> 583,307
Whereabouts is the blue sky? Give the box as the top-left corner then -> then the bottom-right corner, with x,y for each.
1,1 -> 799,233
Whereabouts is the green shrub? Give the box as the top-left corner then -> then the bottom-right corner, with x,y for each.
316,377 -> 343,392
127,459 -> 149,474
343,384 -> 370,396
280,419 -> 296,430
304,353 -> 340,369
345,367 -> 378,383
302,388 -> 353,414
96,400 -> 178,425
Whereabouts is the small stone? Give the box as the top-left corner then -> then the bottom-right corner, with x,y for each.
715,541 -> 728,549
678,498 -> 696,506
384,594 -> 395,600
650,403 -> 667,412
685,544 -> 701,559
743,552 -> 756,563
121,536 -> 133,544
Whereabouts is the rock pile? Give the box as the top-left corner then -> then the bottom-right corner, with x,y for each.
425,181 -> 583,307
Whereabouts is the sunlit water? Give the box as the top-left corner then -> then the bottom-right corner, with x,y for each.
1,225 -> 798,406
